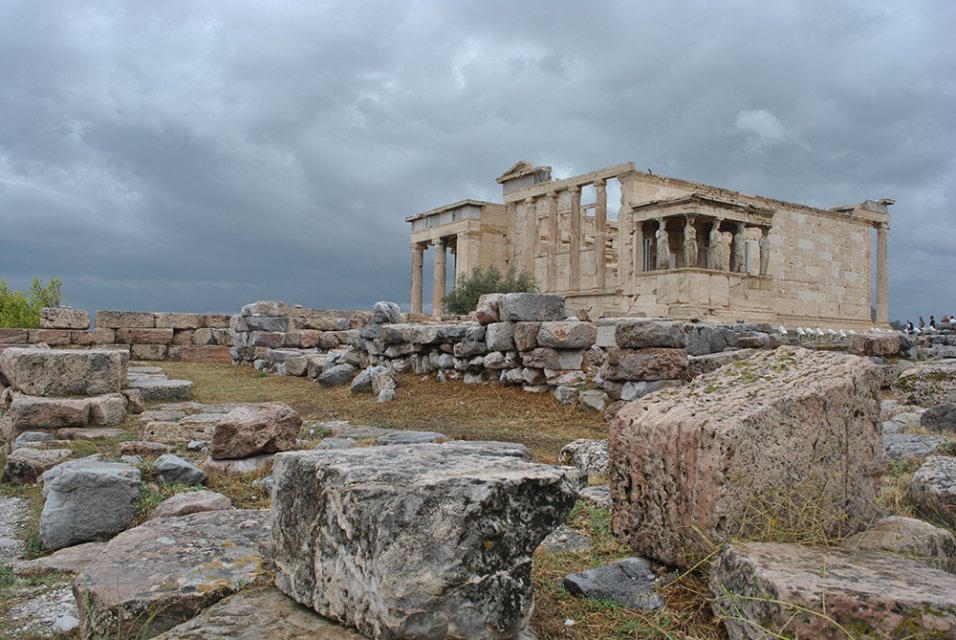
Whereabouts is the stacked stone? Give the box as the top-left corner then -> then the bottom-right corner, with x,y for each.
95,310 -> 232,362
230,300 -> 364,374
359,294 -> 597,398
599,320 -> 690,401
0,348 -> 131,471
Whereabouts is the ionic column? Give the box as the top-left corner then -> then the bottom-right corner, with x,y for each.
523,197 -> 536,275
876,222 -> 889,324
594,179 -> 607,289
546,192 -> 558,291
410,243 -> 425,314
569,186 -> 582,290
432,238 -> 446,316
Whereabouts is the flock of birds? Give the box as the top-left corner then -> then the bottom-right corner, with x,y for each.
776,325 -> 939,338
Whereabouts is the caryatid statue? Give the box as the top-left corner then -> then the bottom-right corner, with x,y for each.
683,217 -> 698,268
656,223 -> 670,270
708,220 -> 725,270
759,227 -> 770,275
732,222 -> 747,273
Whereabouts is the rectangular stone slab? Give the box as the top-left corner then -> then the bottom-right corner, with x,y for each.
272,442 -> 581,640
0,348 -> 128,397
609,347 -> 884,568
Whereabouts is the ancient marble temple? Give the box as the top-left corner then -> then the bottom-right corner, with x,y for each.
406,161 -> 891,328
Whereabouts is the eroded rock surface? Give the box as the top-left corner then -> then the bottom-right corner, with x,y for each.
610,347 -> 883,568
711,542 -> 956,639
74,509 -> 273,639
0,348 -> 127,397
152,586 -> 367,639
272,442 -> 581,640
210,402 -> 302,460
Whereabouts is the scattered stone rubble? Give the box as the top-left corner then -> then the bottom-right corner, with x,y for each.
3,299 -> 956,639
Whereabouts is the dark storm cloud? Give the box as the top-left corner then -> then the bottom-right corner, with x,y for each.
1,0 -> 953,321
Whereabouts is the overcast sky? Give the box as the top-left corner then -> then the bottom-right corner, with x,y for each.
1,0 -> 953,324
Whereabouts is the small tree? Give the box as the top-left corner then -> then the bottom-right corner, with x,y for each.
443,265 -> 536,315
0,277 -> 64,328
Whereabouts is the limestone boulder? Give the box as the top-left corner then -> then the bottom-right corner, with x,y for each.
485,322 -> 517,351
497,293 -> 565,322
147,490 -> 233,521
609,347 -> 883,568
922,403 -> 956,433
599,348 -> 688,382
0,348 -> 127,397
39,457 -> 141,550
2,447 -> 72,484
615,320 -> 686,349
40,307 -> 90,330
9,395 -> 90,429
126,377 -> 193,401
241,300 -> 288,317
710,542 -> 956,639
88,393 -> 127,426
893,360 -> 956,406
520,347 -> 583,370
843,516 -> 956,573
372,300 -> 402,325
317,364 -> 355,387
244,315 -> 290,332
513,322 -> 540,351
475,293 -> 503,324
12,430 -> 56,449
908,456 -> 956,528
537,321 -> 597,349
558,439 -> 609,480
272,442 -> 582,640
153,454 -> 208,485
210,403 -> 302,460
850,331 -> 902,356
74,509 -> 273,639
884,433 -> 949,460
151,587 -> 366,639
94,310 -> 155,328
563,557 -> 664,611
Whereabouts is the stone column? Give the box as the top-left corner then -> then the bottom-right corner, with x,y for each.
432,238 -> 446,316
656,219 -> 670,270
708,219 -> 725,271
619,189 -> 633,292
683,216 -> 697,268
876,222 -> 889,324
523,197 -> 537,275
594,179 -> 608,290
759,227 -> 770,276
456,230 -> 481,284
732,222 -> 747,273
546,192 -> 558,291
569,186 -> 582,290
410,243 -> 425,314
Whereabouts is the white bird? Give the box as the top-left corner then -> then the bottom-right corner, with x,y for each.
914,327 -> 922,335
927,325 -> 937,333
827,328 -> 838,336
839,329 -> 847,338
815,328 -> 825,337
796,327 -> 807,336
848,329 -> 857,335
778,326 -> 788,335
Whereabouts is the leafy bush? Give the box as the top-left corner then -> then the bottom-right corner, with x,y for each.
0,277 -> 64,328
443,265 -> 536,315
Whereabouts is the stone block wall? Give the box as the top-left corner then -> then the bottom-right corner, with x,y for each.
0,309 -> 233,363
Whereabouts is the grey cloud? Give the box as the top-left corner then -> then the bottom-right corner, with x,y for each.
1,0 -> 953,321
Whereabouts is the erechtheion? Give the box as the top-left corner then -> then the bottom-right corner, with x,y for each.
407,161 -> 891,328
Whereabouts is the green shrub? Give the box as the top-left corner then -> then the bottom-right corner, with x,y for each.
443,265 -> 536,315
0,277 -> 64,328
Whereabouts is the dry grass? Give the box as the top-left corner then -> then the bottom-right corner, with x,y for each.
158,362 -> 607,462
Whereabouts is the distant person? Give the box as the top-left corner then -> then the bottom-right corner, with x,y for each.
943,314 -> 950,324
906,320 -> 914,334
930,315 -> 936,328
919,316 -> 926,329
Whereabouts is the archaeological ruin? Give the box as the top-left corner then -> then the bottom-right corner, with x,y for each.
407,161 -> 892,328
